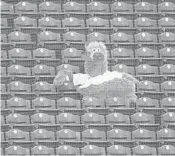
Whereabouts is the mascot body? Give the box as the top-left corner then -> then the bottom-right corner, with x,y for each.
54,42 -> 138,103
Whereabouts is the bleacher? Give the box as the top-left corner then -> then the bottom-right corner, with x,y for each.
1,0 -> 175,155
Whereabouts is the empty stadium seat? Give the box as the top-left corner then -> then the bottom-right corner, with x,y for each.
32,81 -> 55,93
8,65 -> 31,76
136,97 -> 159,109
135,2 -> 156,12
111,17 -> 133,28
161,81 -> 175,92
106,97 -> 131,108
160,47 -> 175,57
111,32 -> 133,43
14,16 -> 37,28
82,129 -> 105,141
106,113 -> 130,124
1,18 -> 8,27
6,129 -> 29,141
111,64 -> 135,75
31,113 -> 55,124
57,64 -> 80,74
63,17 -> 85,27
63,31 -> 85,42
135,17 -> 157,27
87,1 -> 109,12
56,113 -> 80,124
8,31 -> 31,42
0,84 -> 6,93
57,129 -> 80,141
0,1 -> 14,12
157,128 -> 175,140
160,64 -> 175,75
135,32 -> 157,42
161,112 -> 175,127
31,129 -> 55,141
82,113 -> 105,124
135,47 -> 158,58
32,97 -> 56,109
159,32 -> 175,42
133,145 -> 157,155
7,97 -> 30,109
7,81 -> 31,92
82,97 -> 105,108
111,2 -> 133,12
137,80 -> 160,92
158,2 -> 175,12
87,32 -> 109,42
1,50 -> 7,59
6,113 -> 30,124
158,17 -> 175,27
8,48 -> 32,59
160,97 -> 175,109
33,48 -> 56,59
31,145 -> 54,155
1,34 -> 7,42
111,48 -> 134,58
86,17 -> 109,27
1,100 -> 6,109
32,65 -> 55,76
56,145 -> 80,155
5,145 -> 30,156
81,145 -> 106,155
39,1 -> 61,13
39,16 -> 61,27
1,67 -> 6,76
61,48 -> 82,59
107,145 -> 131,155
158,145 -> 175,155
63,1 -> 85,12
136,64 -> 158,75
15,2 -> 37,13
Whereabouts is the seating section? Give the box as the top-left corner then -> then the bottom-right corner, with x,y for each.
1,0 -> 175,155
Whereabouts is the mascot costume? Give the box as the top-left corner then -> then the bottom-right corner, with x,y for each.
54,42 -> 138,104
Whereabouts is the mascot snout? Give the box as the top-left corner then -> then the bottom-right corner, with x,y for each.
93,52 -> 104,61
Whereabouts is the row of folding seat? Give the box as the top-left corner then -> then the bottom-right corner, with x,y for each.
1,96 -> 175,110
2,16 -> 175,28
1,1 -> 175,13
2,144 -> 175,156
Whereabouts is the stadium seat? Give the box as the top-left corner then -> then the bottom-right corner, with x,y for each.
1,34 -> 7,43
157,128 -> 175,140
38,31 -> 61,44
160,47 -> 175,57
87,32 -> 109,43
137,80 -> 160,92
158,17 -> 175,27
39,17 -> 61,27
135,32 -> 157,43
6,129 -> 29,141
0,1 -> 14,12
33,48 -> 56,59
132,128 -> 156,140
8,65 -> 31,76
63,1 -> 85,12
63,17 -> 85,27
31,113 -> 55,124
8,31 -> 31,42
6,113 -> 30,124
135,17 -> 157,27
161,112 -> 175,127
32,97 -> 56,109
82,129 -> 105,141
136,64 -> 158,75
81,145 -> 106,155
160,64 -> 175,75
1,67 -> 6,76
7,97 -> 30,109
135,2 -> 156,12
39,1 -> 61,13
159,32 -> 175,42
57,64 -> 80,74
1,115 -> 5,125
14,2 -> 37,13
31,145 -> 54,155
57,81 -> 75,91
1,18 -> 8,27
136,97 -> 159,109
107,129 -> 131,142
111,32 -> 133,43
135,47 -> 158,58
158,145 -> 175,155
111,17 -> 133,28
31,129 -> 55,141
82,97 -> 105,108
160,97 -> 175,109
61,48 -> 82,59
131,112 -> 155,125
106,97 -> 131,108
57,97 -> 81,109
161,81 -> 175,92
1,50 -> 7,59
133,145 -> 157,155
82,113 -> 105,124
1,100 -> 6,109
63,32 -> 85,42
87,1 -> 109,13
5,145 -> 30,156
111,64 -> 135,75
158,2 -> 175,12
8,48 -> 32,59
14,16 -> 37,28
57,129 -> 80,141
32,65 -> 55,76
32,81 -> 55,93
111,2 -> 133,12
107,145 -> 131,155
7,81 -> 31,92
56,145 -> 80,155
0,84 -> 6,93
56,113 -> 80,124
86,17 -> 109,27
111,48 -> 134,58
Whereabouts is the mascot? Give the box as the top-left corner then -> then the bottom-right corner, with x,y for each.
54,42 -> 138,104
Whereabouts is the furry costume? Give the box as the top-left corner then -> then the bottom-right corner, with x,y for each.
54,42 -> 138,103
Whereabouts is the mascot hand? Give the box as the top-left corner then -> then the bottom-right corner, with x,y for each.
53,70 -> 73,87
